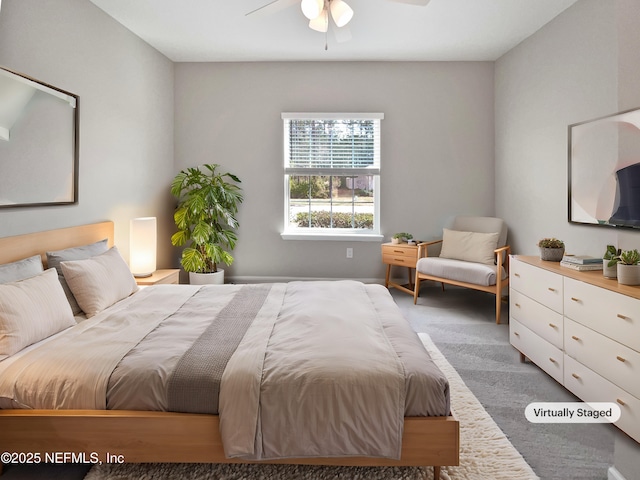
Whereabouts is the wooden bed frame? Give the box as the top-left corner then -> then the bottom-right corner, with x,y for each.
0,221 -> 459,479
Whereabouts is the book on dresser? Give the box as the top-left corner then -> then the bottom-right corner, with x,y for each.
560,260 -> 603,271
561,254 -> 603,265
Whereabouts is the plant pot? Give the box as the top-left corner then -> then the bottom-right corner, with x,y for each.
602,259 -> 617,279
539,247 -> 565,262
189,270 -> 224,285
616,264 -> 640,286
391,238 -> 401,244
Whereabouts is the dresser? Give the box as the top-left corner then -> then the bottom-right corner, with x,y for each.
509,256 -> 640,443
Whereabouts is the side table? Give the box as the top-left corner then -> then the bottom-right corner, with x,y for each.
135,269 -> 180,286
382,242 -> 420,295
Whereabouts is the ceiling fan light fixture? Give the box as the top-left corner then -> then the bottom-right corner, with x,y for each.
301,0 -> 324,20
330,0 -> 353,28
308,8 -> 329,32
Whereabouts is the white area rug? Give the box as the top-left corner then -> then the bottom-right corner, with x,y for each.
84,333 -> 538,480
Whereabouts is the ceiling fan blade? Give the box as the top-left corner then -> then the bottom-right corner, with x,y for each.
246,0 -> 299,17
386,0 -> 431,5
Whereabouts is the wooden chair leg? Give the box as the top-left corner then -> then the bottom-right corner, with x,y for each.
495,292 -> 502,324
433,465 -> 441,480
413,276 -> 421,304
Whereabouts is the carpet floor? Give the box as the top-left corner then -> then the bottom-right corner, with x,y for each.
82,332 -> 537,480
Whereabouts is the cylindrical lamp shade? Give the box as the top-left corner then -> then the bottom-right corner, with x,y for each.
130,217 -> 157,277
330,0 -> 353,27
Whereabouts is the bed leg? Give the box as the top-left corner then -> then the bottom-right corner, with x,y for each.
433,465 -> 441,479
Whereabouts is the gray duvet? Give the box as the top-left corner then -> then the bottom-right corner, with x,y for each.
0,281 -> 449,460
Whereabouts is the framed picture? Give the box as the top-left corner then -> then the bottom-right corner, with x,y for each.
0,66 -> 79,208
568,107 -> 640,230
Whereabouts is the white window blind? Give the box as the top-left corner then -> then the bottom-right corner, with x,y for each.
283,113 -> 383,175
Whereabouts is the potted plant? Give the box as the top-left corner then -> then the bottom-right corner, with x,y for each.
392,232 -> 413,245
170,164 -> 243,285
603,245 -> 621,279
538,238 -> 565,262
614,249 -> 640,286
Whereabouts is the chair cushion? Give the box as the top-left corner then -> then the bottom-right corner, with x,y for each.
439,229 -> 499,265
416,257 -> 507,286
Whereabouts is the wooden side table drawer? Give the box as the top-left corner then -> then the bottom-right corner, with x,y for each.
382,253 -> 416,267
382,244 -> 418,267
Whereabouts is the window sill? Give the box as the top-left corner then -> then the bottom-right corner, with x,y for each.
281,232 -> 384,242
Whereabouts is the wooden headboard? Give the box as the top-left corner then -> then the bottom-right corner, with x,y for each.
0,221 -> 114,268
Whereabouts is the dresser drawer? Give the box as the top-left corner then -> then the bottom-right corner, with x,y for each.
510,289 -> 563,349
564,355 -> 640,443
510,318 -> 563,384
564,277 -> 640,353
511,258 -> 563,313
564,318 -> 640,398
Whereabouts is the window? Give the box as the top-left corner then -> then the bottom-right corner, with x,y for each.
281,112 -> 384,241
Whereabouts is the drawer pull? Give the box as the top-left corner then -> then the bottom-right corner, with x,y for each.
514,273 -> 520,277
514,303 -> 521,308
571,297 -> 580,302
394,258 -> 405,262
571,373 -> 580,379
549,357 -> 557,364
513,332 -> 520,337
617,398 -> 626,406
548,287 -> 556,292
616,356 -> 626,363
617,314 -> 628,320
571,335 -> 581,341
393,250 -> 404,254
548,323 -> 557,329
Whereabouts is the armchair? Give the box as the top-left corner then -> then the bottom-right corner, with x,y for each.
413,216 -> 510,324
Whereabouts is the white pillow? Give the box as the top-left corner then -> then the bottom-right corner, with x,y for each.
0,268 -> 75,361
439,229 -> 500,265
60,246 -> 139,318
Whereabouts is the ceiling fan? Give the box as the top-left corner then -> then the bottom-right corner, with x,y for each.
246,0 -> 431,37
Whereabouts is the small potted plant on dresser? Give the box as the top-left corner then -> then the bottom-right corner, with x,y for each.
170,164 -> 243,285
392,232 -> 413,245
615,249 -> 640,286
538,238 -> 565,262
603,245 -> 621,279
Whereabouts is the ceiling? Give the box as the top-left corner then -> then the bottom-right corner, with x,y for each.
88,0 -> 580,62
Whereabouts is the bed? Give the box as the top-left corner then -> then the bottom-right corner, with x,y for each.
0,221 -> 459,479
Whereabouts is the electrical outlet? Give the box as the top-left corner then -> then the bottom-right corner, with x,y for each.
346,248 -> 353,259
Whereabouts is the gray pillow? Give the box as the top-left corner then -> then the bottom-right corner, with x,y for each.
46,239 -> 109,315
0,255 -> 44,284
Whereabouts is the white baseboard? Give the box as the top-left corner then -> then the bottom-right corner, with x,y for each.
609,466 -> 627,480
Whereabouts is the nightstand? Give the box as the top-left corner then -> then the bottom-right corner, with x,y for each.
135,269 -> 180,286
382,242 -> 420,295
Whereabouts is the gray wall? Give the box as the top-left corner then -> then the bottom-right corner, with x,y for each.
0,0 -> 175,267
175,62 -> 495,281
495,0 -> 640,256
